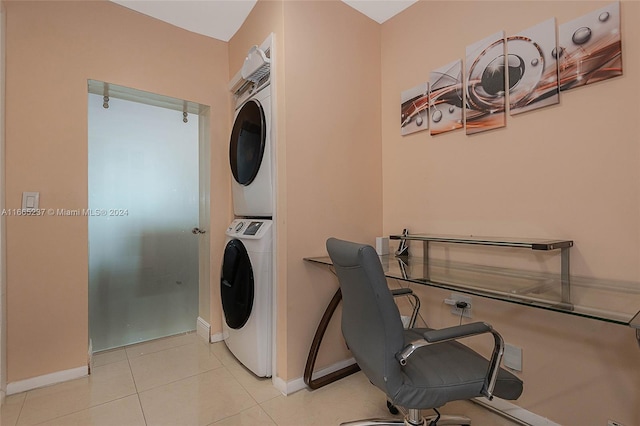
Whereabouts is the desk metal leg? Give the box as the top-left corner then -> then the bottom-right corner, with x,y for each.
304,288 -> 360,389
423,240 -> 430,282
561,247 -> 571,305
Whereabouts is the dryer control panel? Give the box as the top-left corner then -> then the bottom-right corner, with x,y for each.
226,219 -> 272,239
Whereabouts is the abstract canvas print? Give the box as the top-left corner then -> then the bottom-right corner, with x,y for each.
557,1 -> 622,91
429,59 -> 464,136
400,83 -> 429,136
465,31 -> 506,135
508,18 -> 560,115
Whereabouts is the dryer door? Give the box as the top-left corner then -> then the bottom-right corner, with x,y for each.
221,239 -> 254,329
229,99 -> 266,186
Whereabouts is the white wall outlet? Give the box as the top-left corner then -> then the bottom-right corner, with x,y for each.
504,343 -> 523,371
444,293 -> 472,318
375,237 -> 389,255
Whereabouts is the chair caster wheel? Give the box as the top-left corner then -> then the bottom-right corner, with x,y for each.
386,400 -> 399,415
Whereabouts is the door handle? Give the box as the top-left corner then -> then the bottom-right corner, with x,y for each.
192,227 -> 206,234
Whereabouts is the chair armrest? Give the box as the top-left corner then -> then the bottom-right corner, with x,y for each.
395,321 -> 505,400
423,322 -> 491,343
391,288 -> 413,296
391,288 -> 420,328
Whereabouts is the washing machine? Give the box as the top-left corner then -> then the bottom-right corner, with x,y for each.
229,73 -> 273,218
221,218 -> 272,377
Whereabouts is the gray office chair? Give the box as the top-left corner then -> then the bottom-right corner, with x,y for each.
326,238 -> 523,426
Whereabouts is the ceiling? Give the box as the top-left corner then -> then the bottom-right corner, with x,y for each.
110,0 -> 418,42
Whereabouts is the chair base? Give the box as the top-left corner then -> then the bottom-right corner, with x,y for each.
340,414 -> 471,426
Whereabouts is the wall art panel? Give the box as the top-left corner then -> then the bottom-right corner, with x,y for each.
508,18 -> 560,115
465,31 -> 506,135
400,83 -> 429,136
557,1 -> 622,91
429,59 -> 464,136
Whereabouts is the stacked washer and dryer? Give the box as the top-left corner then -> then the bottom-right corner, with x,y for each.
221,36 -> 274,378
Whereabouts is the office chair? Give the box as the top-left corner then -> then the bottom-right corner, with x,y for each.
326,238 -> 523,426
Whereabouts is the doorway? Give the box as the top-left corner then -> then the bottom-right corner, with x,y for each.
87,82 -> 210,352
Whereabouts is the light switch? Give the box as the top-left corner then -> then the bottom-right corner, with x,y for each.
22,192 -> 40,211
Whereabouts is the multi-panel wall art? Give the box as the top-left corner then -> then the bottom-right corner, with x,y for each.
399,1 -> 622,138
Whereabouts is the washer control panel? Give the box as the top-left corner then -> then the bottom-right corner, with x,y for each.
226,219 -> 272,239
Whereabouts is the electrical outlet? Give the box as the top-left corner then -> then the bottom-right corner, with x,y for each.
607,420 -> 624,426
504,343 -> 523,371
444,293 -> 472,318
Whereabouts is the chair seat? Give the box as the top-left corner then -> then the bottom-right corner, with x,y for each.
391,328 -> 524,409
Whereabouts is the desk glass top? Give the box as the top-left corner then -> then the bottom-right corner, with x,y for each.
304,255 -> 640,328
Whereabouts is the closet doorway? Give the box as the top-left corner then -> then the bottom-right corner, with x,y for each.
87,81 -> 210,352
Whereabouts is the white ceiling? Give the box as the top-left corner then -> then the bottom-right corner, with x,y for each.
110,0 -> 418,42
341,0 -> 417,24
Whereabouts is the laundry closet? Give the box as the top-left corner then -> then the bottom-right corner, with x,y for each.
220,35 -> 275,378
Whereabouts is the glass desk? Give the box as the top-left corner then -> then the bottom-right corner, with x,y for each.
305,255 -> 640,329
303,251 -> 640,390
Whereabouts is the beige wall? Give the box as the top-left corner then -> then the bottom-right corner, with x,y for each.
281,0 -> 382,381
4,0 -> 230,382
381,1 -> 640,424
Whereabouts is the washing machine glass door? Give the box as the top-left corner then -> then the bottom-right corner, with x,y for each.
221,239 -> 254,329
229,100 -> 266,186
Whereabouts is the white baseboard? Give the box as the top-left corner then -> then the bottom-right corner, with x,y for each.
210,331 -> 224,343
196,317 -> 211,342
7,366 -> 88,395
273,357 -> 356,396
272,374 -> 288,395
472,397 -> 560,426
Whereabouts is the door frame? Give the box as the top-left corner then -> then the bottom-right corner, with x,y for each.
87,80 -> 212,350
0,2 -> 7,402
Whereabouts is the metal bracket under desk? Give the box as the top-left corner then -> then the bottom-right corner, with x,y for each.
560,246 -> 570,306
631,311 -> 640,348
303,286 -> 360,389
390,233 -> 574,305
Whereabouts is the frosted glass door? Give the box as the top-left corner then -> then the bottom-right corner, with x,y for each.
88,93 -> 199,352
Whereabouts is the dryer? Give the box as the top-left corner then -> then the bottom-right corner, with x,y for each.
229,74 -> 273,218
221,218 -> 272,377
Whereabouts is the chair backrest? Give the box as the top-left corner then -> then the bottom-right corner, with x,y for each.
326,238 -> 405,395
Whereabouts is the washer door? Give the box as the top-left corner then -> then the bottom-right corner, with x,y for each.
229,99 -> 266,186
221,239 -> 254,329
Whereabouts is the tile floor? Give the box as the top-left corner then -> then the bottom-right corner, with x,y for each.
1,332 -> 520,426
